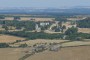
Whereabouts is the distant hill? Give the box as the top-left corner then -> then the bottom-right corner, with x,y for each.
0,6 -> 90,15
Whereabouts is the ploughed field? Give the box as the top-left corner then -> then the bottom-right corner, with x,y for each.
0,46 -> 90,60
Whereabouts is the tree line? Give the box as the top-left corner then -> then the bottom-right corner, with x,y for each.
0,31 -> 64,40
0,20 -> 36,31
77,18 -> 90,28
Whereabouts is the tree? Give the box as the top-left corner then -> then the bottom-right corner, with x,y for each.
0,43 -> 9,48
62,25 -> 66,29
65,27 -> 78,35
14,16 -> 20,20
55,27 -> 60,32
24,21 -> 35,31
52,26 -> 57,30
2,25 -> 9,31
0,16 -> 5,19
77,18 -> 90,28
55,17 -> 67,22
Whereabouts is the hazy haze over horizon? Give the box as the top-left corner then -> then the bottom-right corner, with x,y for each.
0,0 -> 90,8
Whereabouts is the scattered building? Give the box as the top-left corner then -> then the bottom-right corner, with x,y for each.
35,24 -> 41,32
40,22 -> 50,27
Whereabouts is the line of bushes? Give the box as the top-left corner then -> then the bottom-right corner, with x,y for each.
0,43 -> 10,48
0,31 -> 64,40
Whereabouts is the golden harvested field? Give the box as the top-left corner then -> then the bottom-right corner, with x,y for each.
26,46 -> 90,60
33,18 -> 55,22
67,17 -> 86,21
0,16 -> 55,22
0,34 -> 25,43
0,46 -> 89,60
78,28 -> 90,33
0,48 -> 29,60
14,39 -> 90,45
14,39 -> 90,47
15,39 -> 69,46
20,17 -> 55,22
0,39 -> 90,60
62,41 -> 90,47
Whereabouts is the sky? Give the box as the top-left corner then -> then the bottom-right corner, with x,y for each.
0,0 -> 90,8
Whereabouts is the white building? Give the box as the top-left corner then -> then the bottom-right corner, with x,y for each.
35,24 -> 41,32
40,22 -> 50,26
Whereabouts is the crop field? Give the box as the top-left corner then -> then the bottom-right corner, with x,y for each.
32,18 -> 55,22
78,28 -> 90,33
13,39 -> 90,47
67,17 -> 86,21
20,17 -> 55,22
26,46 -> 90,60
62,41 -> 90,47
0,16 -> 55,22
14,39 -> 69,46
0,48 -> 29,60
0,46 -> 90,60
0,34 -> 25,43
0,38 -> 90,60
